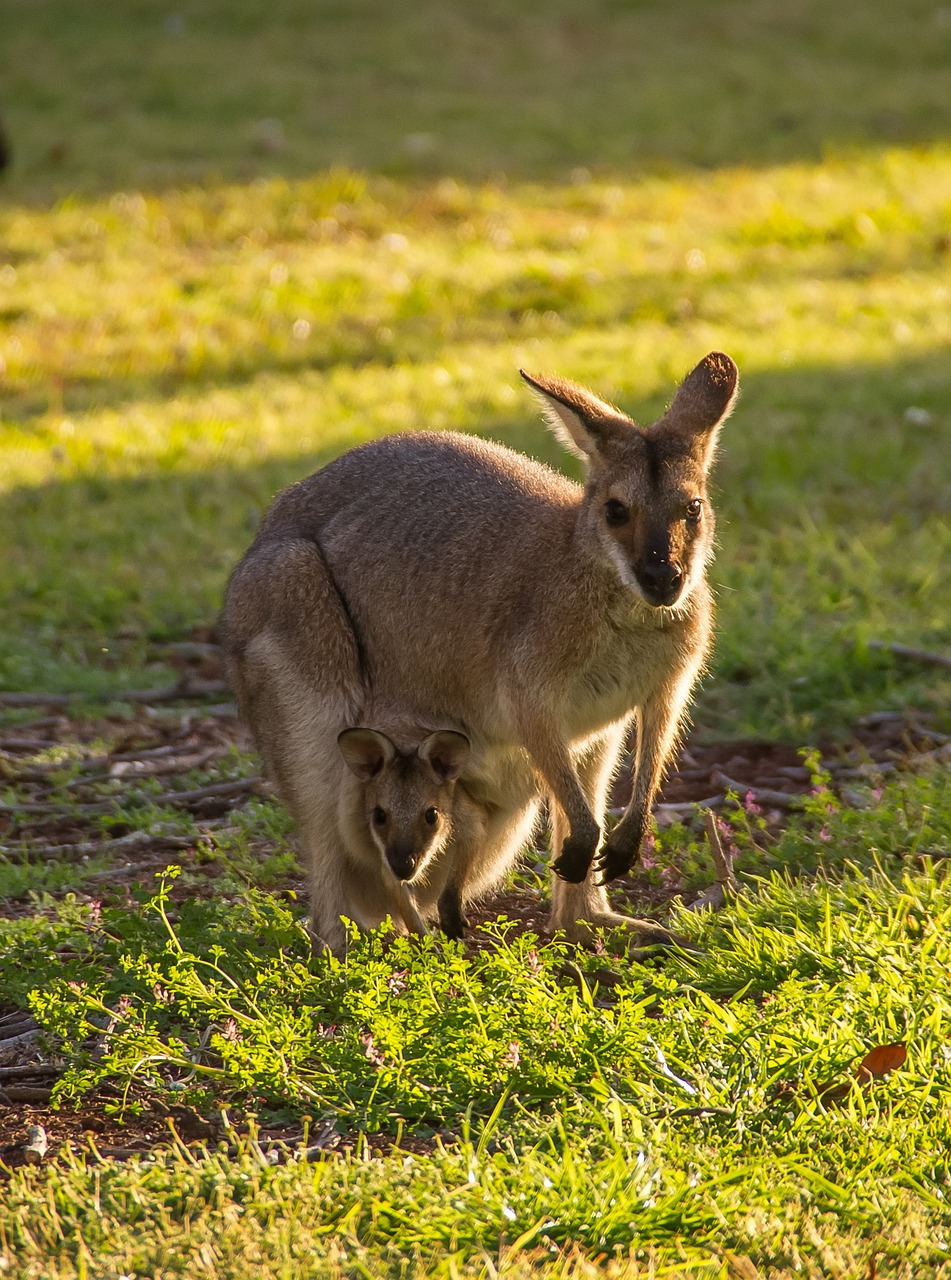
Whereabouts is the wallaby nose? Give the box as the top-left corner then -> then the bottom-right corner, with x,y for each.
386,844 -> 418,881
638,562 -> 684,606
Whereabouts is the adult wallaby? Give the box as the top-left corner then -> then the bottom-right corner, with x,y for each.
223,351 -> 737,945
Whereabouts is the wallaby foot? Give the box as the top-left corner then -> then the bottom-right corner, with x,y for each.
552,828 -> 600,883
437,883 -> 470,940
595,811 -> 647,884
306,918 -> 346,960
594,840 -> 637,884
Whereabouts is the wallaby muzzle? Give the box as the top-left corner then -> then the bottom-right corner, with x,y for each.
636,561 -> 685,607
386,843 -> 419,881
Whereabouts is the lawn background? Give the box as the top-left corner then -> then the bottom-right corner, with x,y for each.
2,2 -> 951,1276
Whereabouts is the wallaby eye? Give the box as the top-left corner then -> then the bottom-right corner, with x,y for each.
372,807 -> 387,827
424,807 -> 439,826
686,498 -> 702,522
604,498 -> 629,527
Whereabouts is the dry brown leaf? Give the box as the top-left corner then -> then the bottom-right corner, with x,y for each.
857,1042 -> 907,1082
816,1042 -> 907,1106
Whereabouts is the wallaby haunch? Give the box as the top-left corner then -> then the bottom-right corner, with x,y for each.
222,351 -> 737,946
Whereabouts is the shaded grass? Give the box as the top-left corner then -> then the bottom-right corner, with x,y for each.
5,0 -> 951,195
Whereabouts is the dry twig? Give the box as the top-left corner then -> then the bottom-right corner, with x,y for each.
868,640 -> 951,671
711,772 -> 803,809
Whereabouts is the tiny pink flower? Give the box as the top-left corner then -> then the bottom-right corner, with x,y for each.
818,825 -> 832,843
526,949 -> 541,974
387,969 -> 408,995
220,1017 -> 241,1042
716,816 -> 740,858
503,1041 -> 521,1069
360,1032 -> 386,1067
743,791 -> 762,817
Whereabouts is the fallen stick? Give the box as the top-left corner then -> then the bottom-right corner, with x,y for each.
82,860 -> 184,883
608,795 -> 725,824
652,795 -> 725,823
711,773 -> 803,809
683,812 -> 738,913
0,831 -> 201,864
2,1087 -> 52,1107
868,640 -> 951,672
704,811 -> 739,892
156,776 -> 265,806
0,1018 -> 39,1049
0,692 -> 71,708
0,1064 -> 61,1080
0,677 -> 230,710
148,641 -> 221,662
143,701 -> 238,720
1,744 -> 225,782
0,776 -> 263,821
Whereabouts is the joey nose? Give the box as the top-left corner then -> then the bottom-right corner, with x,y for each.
386,844 -> 418,881
638,562 -> 684,607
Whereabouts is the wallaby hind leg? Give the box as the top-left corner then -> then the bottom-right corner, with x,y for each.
548,725 -> 672,948
439,798 -> 539,941
222,536 -> 364,739
222,536 -> 368,952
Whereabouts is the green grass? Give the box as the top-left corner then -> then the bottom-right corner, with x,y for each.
3,150 -> 951,734
4,775 -> 951,1277
3,1 -> 951,1275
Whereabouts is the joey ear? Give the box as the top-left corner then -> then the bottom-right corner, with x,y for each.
659,352 -> 738,459
519,369 -> 632,461
337,728 -> 397,781
418,730 -> 471,783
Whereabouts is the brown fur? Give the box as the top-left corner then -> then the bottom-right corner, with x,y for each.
221,352 -> 737,946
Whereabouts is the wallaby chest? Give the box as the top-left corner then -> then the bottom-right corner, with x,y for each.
558,603 -> 703,741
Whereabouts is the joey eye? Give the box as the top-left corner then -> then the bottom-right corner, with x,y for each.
424,807 -> 439,827
686,498 -> 702,523
604,498 -> 629,527
372,807 -> 387,827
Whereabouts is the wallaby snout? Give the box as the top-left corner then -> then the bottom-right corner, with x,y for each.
384,840 -> 419,882
637,557 -> 684,607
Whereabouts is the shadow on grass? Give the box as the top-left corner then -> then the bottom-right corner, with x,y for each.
3,0 -> 951,200
3,351 -> 950,738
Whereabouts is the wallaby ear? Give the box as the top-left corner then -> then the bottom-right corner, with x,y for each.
519,370 -> 631,461
659,352 -> 738,460
337,728 -> 397,781
418,730 -> 471,783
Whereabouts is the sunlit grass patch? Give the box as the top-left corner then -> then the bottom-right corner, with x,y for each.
2,148 -> 951,732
